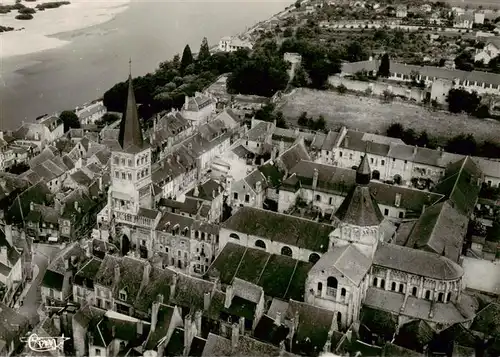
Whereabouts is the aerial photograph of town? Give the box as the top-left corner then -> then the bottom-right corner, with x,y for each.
0,0 -> 500,355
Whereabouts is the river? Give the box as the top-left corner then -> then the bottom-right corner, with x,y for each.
0,0 -> 293,130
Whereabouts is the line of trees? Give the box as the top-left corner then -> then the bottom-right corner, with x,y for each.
386,122 -> 500,158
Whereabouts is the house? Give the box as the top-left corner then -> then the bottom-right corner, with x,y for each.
73,257 -> 103,305
76,101 -> 107,125
230,168 -> 269,211
12,119 -> 63,149
6,181 -> 53,228
41,243 -> 85,305
474,38 -> 500,65
396,4 -> 407,18
474,11 -> 485,25
0,230 -> 22,305
149,110 -> 193,160
25,203 -> 61,242
185,179 -> 224,223
0,302 -> 30,356
454,14 -> 474,29
218,36 -> 254,52
154,211 -> 219,275
87,310 -> 151,357
181,92 -> 216,126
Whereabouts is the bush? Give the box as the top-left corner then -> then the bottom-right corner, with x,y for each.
35,1 -> 69,10
15,13 -> 33,19
18,7 -> 35,14
337,84 -> 347,94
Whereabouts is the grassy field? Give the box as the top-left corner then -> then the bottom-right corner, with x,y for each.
277,88 -> 500,144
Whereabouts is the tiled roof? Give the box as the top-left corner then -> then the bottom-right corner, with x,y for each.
134,267 -> 175,313
470,303 -> 500,337
334,184 -> 384,227
309,245 -> 371,286
0,302 -> 30,345
405,201 -> 468,262
145,303 -> 177,350
286,300 -> 335,355
246,121 -> 270,142
222,207 -> 333,252
374,243 -> 463,280
7,182 -> 52,225
74,258 -> 102,289
170,273 -> 215,311
433,157 -> 482,215
207,243 -> 313,301
186,179 -> 223,201
42,269 -> 64,290
202,333 -> 285,357
277,140 -> 311,171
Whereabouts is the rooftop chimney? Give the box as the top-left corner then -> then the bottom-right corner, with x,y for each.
224,285 -> 233,309
193,185 -> 199,197
203,291 -> 211,311
114,264 -> 120,284
231,323 -> 239,353
344,135 -> 349,148
239,316 -> 245,335
413,145 -> 418,156
195,310 -> 202,337
184,314 -> 193,355
30,202 -> 34,211
279,140 -> 285,155
275,312 -> 282,326
255,181 -> 262,193
170,273 -> 178,301
212,189 -> 216,198
137,320 -> 144,336
312,168 -> 319,190
151,301 -> 160,332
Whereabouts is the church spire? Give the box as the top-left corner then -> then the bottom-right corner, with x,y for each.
118,60 -> 145,152
356,149 -> 371,185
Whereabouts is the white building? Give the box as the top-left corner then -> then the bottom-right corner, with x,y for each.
475,38 -> 500,65
76,101 -> 107,125
218,36 -> 254,52
181,92 -> 216,126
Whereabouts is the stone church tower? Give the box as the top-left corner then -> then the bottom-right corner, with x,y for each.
304,154 -> 385,330
108,69 -> 153,223
330,153 -> 385,259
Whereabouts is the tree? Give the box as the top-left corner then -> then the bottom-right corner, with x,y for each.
447,88 -> 480,114
59,110 -> 80,132
198,37 -> 211,62
345,41 -> 368,62
446,133 -> 477,156
283,27 -> 293,37
314,115 -> 326,131
275,111 -> 288,129
386,123 -> 404,139
378,53 -> 390,77
297,111 -> 309,126
180,44 -> 193,75
294,0 -> 301,8
6,162 -> 29,175
96,112 -> 120,127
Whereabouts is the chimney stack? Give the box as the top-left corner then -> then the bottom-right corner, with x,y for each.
224,285 -> 233,309
344,135 -> 349,148
114,264 -> 120,285
312,168 -> 319,190
271,146 -> 277,161
203,291 -> 211,311
239,316 -> 245,335
30,202 -> 34,211
413,145 -> 417,156
255,181 -> 262,193
151,301 -> 160,332
170,273 -> 178,301
279,140 -> 285,155
74,201 -> 79,212
184,314 -> 193,356
212,189 -> 216,199
231,323 -> 239,353
137,320 -> 144,336
275,312 -> 282,326
195,310 -> 202,336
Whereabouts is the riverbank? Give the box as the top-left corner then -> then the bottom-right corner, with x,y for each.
0,0 -> 130,59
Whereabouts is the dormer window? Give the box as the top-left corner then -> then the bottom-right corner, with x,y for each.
119,289 -> 127,301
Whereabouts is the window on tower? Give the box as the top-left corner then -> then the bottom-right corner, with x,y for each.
128,173 -> 132,180
121,159 -> 125,165
128,159 -> 132,166
121,173 -> 126,180
114,157 -> 119,165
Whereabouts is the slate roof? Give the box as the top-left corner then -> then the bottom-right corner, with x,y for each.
202,333 -> 287,357
134,267 -> 176,313
92,311 -> 150,348
42,269 -> 65,290
382,343 -> 425,357
222,207 -> 333,252
170,273 -> 215,312
277,140 -> 311,171
185,93 -> 214,112
118,76 -> 147,153
152,111 -> 190,145
309,245 -> 371,286
246,121 -> 270,142
374,243 -> 463,280
165,327 -> 185,356
253,315 -> 290,347
145,304 -> 176,350
404,201 -> 468,262
286,300 -> 335,355
433,157 -> 482,215
258,163 -> 282,187
206,243 -> 313,301
334,184 -> 384,227
470,303 -> 500,337
0,231 -> 21,267
186,179 -> 223,201
74,258 -> 102,289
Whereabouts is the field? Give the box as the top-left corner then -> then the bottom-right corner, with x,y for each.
277,88 -> 500,144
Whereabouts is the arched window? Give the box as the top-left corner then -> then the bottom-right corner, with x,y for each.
255,240 -> 266,249
317,282 -> 323,295
391,282 -> 396,291
281,246 -> 292,257
399,284 -> 404,293
425,290 -> 431,300
327,277 -> 338,289
438,292 -> 444,302
373,277 -> 378,287
446,292 -> 451,302
341,288 -> 346,297
380,279 -> 386,289
229,233 -> 240,240
412,287 -> 417,296
315,194 -> 321,202
309,253 -> 320,264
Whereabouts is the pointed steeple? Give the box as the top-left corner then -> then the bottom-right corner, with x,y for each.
356,151 -> 371,185
333,150 -> 383,226
118,60 -> 145,152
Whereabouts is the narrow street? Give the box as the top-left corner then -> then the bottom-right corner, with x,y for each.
19,245 -> 60,326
